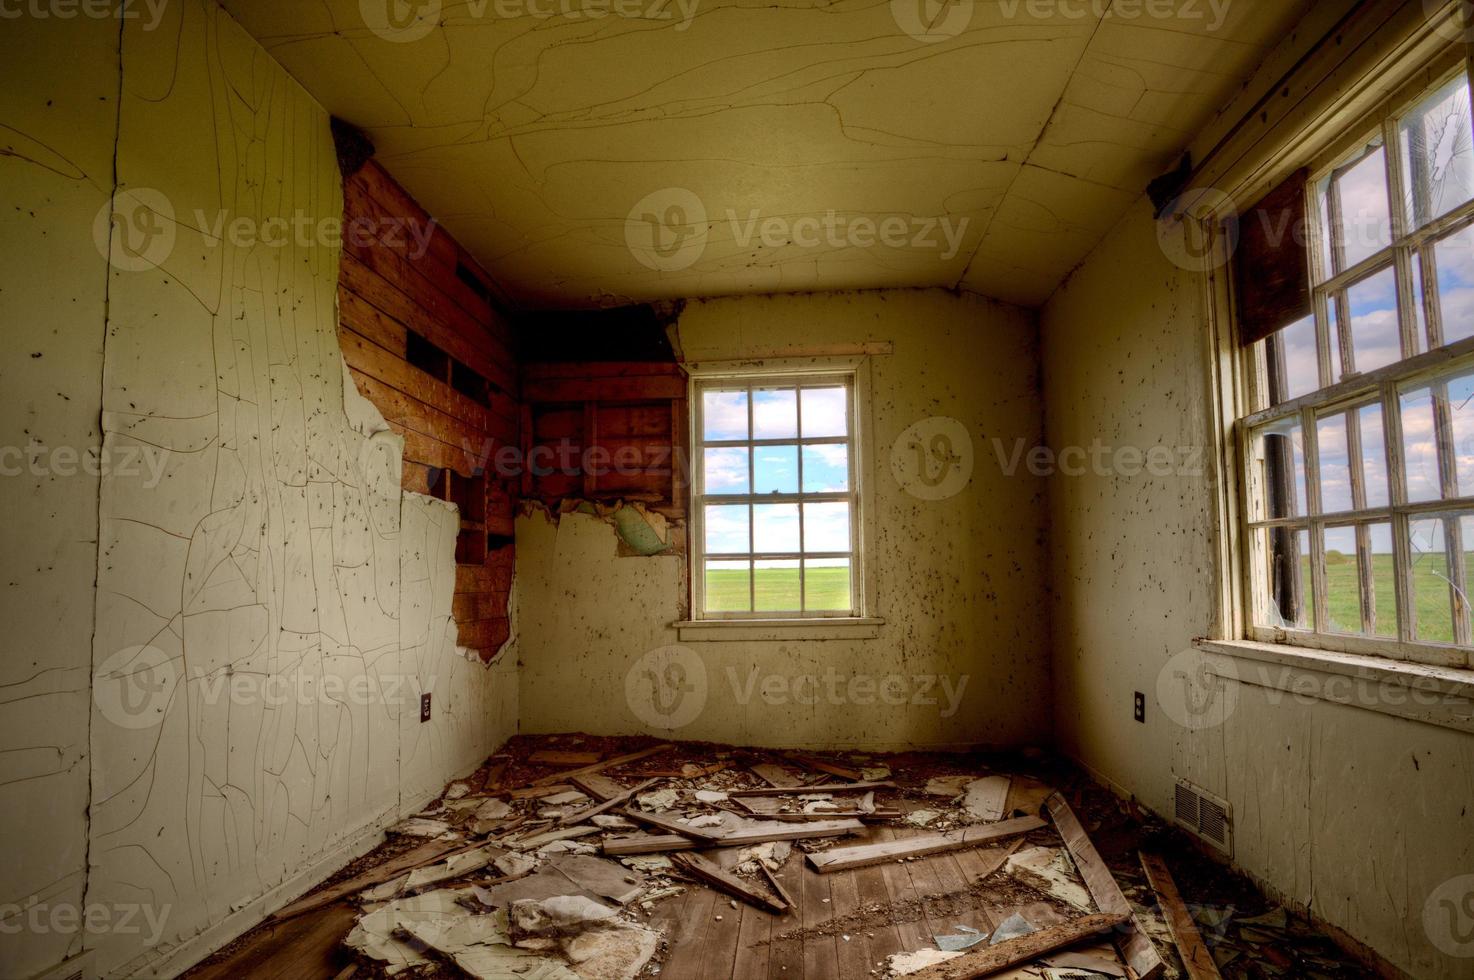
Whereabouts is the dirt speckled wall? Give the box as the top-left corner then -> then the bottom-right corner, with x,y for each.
516,288 -> 1051,750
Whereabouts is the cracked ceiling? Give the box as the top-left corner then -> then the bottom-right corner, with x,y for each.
221,0 -> 1312,309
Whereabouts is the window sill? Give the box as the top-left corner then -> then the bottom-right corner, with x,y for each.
1194,638 -> 1474,733
674,618 -> 884,642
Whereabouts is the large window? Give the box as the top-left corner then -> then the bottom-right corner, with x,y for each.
692,373 -> 861,619
1244,62 -> 1474,665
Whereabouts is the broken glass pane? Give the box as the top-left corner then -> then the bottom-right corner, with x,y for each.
1399,73 -> 1474,231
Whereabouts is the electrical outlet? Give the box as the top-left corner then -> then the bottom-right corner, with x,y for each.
420,692 -> 432,723
1133,691 -> 1146,723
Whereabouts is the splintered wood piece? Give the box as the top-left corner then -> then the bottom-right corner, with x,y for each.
270,838 -> 464,920
806,816 -> 1045,873
602,834 -> 698,855
727,781 -> 894,797
1139,851 -> 1222,980
674,853 -> 787,914
619,809 -> 864,846
757,860 -> 796,911
508,783 -> 577,800
618,808 -> 726,842
560,778 -> 659,827
964,776 -> 1011,821
529,750 -> 603,766
765,810 -> 902,822
532,744 -> 674,786
903,912 -> 1129,979
751,763 -> 803,788
782,752 -> 864,781
572,773 -> 631,801
1045,794 -> 1165,980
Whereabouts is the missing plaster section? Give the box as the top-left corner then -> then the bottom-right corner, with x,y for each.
521,499 -> 681,558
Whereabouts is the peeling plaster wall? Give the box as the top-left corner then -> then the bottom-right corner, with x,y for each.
517,289 -> 1049,750
0,13 -> 117,979
0,4 -> 515,978
1042,200 -> 1474,979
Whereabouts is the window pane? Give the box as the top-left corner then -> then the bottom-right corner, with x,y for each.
1399,73 -> 1474,230
801,387 -> 848,437
1262,527 -> 1310,629
1253,418 -> 1308,520
802,443 -> 849,492
1324,141 -> 1393,271
1410,518 -> 1455,642
804,558 -> 851,612
1449,370 -> 1474,496
704,390 -> 748,441
1343,267 -> 1401,374
1316,413 -> 1353,514
1368,522 -> 1396,638
1412,250 -> 1429,354
1322,525 -> 1361,634
752,388 -> 797,439
753,503 -> 799,552
753,560 -> 801,611
1358,403 -> 1390,509
1266,315 -> 1319,403
706,561 -> 750,612
803,502 -> 850,553
753,445 -> 798,494
1432,225 -> 1474,346
703,447 -> 749,494
1401,385 -> 1442,502
705,504 -> 749,554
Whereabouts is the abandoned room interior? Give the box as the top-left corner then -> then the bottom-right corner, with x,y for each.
6,0 -> 1474,977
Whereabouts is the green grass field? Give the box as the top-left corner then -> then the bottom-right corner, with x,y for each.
1311,552 -> 1468,642
707,566 -> 850,612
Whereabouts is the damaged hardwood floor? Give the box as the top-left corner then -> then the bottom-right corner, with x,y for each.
184,736 -> 1373,980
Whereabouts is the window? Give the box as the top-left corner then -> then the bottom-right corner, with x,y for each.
1243,63 -> 1474,664
691,373 -> 861,619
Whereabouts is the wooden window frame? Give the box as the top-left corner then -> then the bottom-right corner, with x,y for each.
689,368 -> 866,621
1238,53 -> 1474,670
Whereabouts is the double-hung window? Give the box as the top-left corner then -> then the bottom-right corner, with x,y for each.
692,373 -> 861,619
1243,59 -> 1474,666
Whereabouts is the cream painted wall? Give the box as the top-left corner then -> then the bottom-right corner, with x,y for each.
1041,199 -> 1474,979
0,13 -> 116,979
517,289 -> 1050,750
0,4 -> 515,977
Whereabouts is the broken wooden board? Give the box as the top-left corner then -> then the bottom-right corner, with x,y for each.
726,780 -> 894,797
782,752 -> 863,780
531,743 -> 673,786
559,778 -> 658,827
271,838 -> 465,921
766,810 -> 903,822
602,834 -> 698,856
1139,851 -> 1222,980
674,853 -> 787,914
806,815 -> 1045,873
903,912 -> 1129,979
751,763 -> 804,788
963,776 -> 1011,822
758,860 -> 797,911
620,809 -> 864,847
511,825 -> 603,852
570,772 -> 627,801
528,749 -> 603,766
509,783 -> 577,800
1045,794 -> 1165,980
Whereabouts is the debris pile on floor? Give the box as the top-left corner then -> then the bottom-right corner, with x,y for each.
233,737 -> 1374,980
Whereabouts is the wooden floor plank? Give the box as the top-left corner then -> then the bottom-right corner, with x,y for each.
660,882 -> 720,978
876,829 -> 934,957
827,864 -> 874,979
800,858 -> 837,979
731,888 -> 775,980
766,849 -> 806,980
184,903 -> 358,980
853,854 -> 905,973
702,872 -> 749,980
927,852 -> 993,940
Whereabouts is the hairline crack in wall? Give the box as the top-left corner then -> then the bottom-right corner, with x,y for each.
0,3 -> 516,977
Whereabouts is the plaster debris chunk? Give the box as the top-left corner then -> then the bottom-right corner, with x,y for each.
886,949 -> 964,975
905,809 -> 941,827
1006,846 -> 1093,912
635,788 -> 679,811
